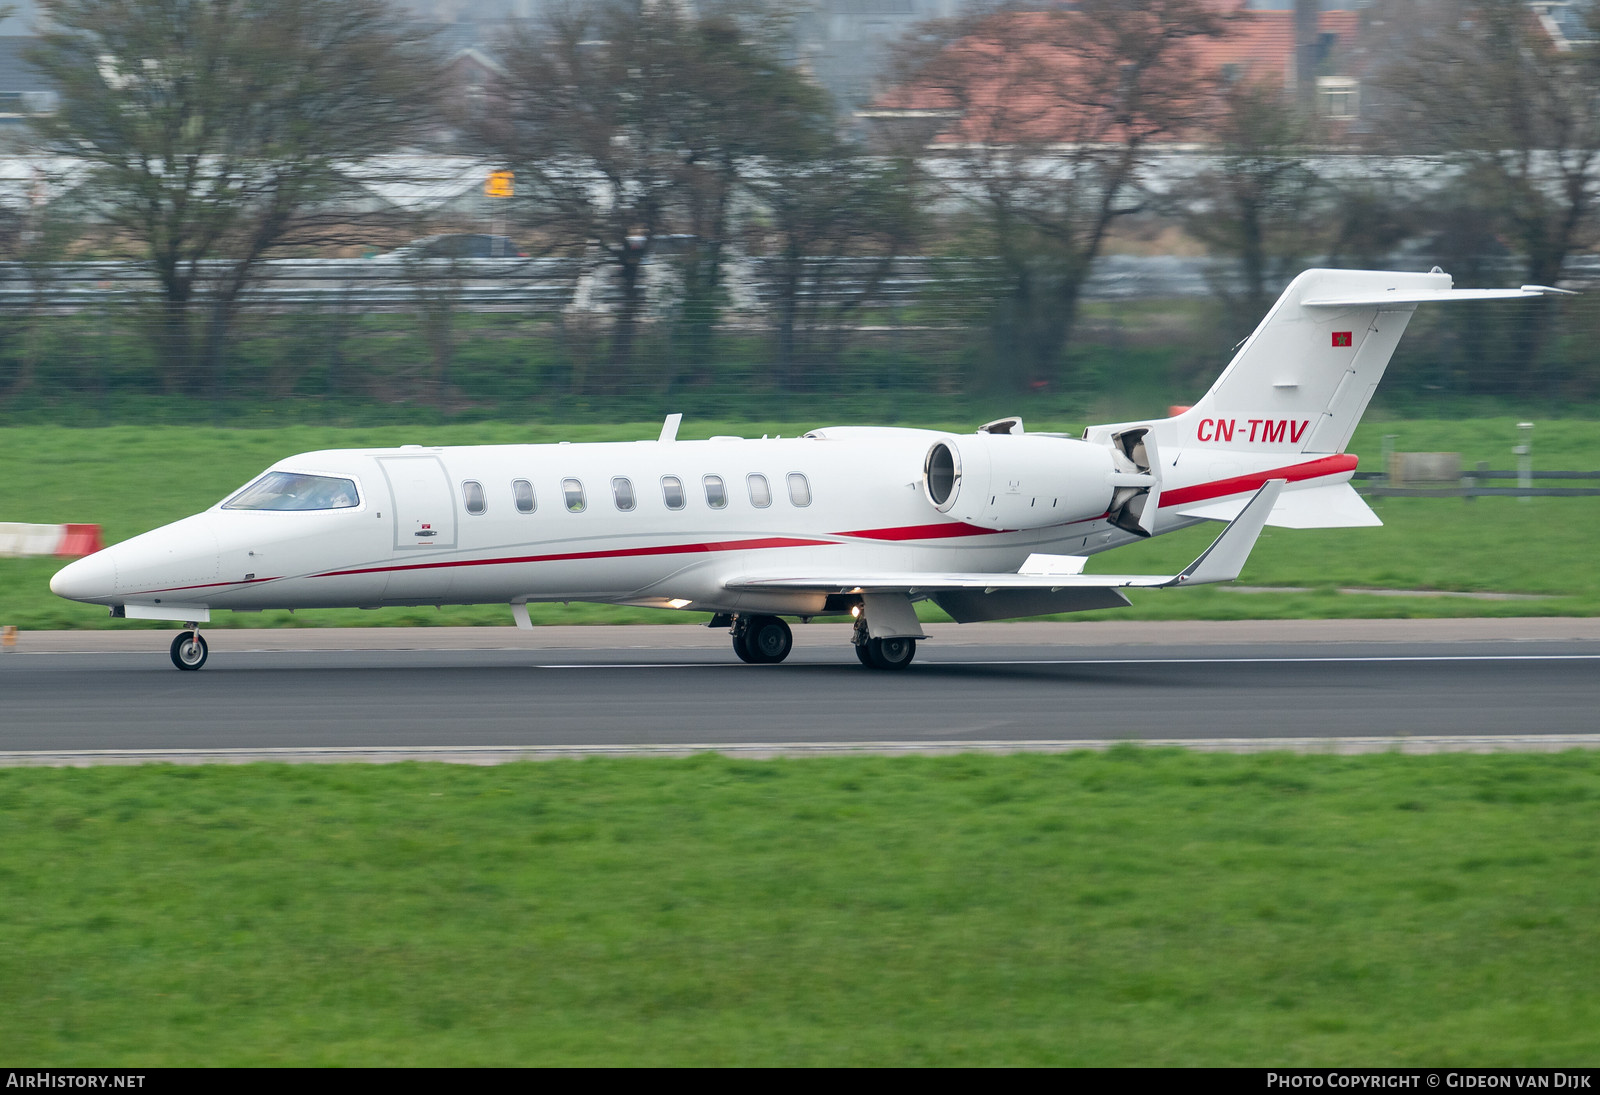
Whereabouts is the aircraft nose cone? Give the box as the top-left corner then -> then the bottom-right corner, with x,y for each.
50,550 -> 118,604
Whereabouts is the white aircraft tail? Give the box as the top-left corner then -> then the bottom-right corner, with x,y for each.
1169,269 -> 1557,456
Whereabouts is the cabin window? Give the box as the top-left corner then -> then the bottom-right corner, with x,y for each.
703,475 -> 727,509
562,478 -> 586,513
662,476 -> 685,510
787,472 -> 811,507
462,480 -> 486,515
747,473 -> 771,508
512,479 -> 535,514
612,476 -> 636,512
224,471 -> 359,512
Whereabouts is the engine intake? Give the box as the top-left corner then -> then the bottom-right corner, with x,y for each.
922,433 -> 1116,530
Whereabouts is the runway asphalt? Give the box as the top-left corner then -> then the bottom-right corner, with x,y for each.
2,620 -> 1598,762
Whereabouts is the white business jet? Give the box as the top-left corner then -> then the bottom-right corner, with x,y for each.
52,268 -> 1564,670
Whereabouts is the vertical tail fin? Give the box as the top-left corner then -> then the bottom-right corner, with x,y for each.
1173,268 -> 1447,455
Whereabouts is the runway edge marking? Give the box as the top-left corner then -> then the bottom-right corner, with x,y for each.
3,736 -> 1600,766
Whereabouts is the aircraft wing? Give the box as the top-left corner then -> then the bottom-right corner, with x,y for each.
727,480 -> 1285,595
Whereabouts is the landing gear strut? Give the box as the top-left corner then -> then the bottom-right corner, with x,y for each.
731,615 -> 793,664
852,616 -> 917,670
170,626 -> 208,671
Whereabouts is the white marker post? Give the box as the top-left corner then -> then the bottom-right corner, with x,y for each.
1515,421 -> 1534,503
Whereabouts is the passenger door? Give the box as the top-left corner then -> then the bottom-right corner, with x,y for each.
377,455 -> 457,552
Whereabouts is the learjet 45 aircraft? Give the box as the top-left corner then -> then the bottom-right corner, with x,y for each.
52,268 -> 1564,670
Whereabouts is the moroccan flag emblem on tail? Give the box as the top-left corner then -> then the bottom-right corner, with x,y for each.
1332,331 -> 1353,347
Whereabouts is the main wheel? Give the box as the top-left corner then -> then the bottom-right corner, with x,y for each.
854,641 -> 873,666
745,616 -> 793,664
170,631 -> 208,671
865,636 -> 916,670
731,625 -> 760,663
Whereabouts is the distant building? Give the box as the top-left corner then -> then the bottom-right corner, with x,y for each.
399,0 -> 982,114
862,4 -> 1372,147
1529,0 -> 1598,48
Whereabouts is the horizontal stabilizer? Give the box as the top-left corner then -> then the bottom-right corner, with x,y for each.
1304,286 -> 1570,308
1177,482 -> 1380,529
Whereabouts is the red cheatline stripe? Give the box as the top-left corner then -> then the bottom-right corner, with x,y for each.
314,536 -> 835,579
841,510 -> 1112,540
1159,454 -> 1358,508
839,520 -> 1001,541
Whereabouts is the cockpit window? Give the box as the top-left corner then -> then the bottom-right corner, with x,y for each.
224,471 -> 359,511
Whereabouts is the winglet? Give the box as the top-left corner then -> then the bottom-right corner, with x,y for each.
659,413 -> 683,443
1170,479 -> 1285,586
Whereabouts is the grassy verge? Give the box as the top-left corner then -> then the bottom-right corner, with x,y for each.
3,417 -> 1597,629
2,752 -> 1597,1065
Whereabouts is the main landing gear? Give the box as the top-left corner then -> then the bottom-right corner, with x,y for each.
170,625 -> 208,671
731,615 -> 794,664
851,616 -> 916,670
722,613 -> 919,670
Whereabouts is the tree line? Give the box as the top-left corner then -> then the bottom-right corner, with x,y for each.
4,0 -> 1600,413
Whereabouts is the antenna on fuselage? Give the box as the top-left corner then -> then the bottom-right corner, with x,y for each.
659,413 -> 683,443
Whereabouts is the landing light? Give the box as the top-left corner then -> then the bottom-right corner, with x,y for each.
850,605 -> 862,618
667,598 -> 692,609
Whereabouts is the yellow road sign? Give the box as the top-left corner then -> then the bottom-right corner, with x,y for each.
485,170 -> 514,198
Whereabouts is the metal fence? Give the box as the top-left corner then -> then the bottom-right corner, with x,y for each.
0,253 -> 1313,314
1355,469 -> 1600,498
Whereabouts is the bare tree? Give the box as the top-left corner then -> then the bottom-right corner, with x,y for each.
27,0 -> 443,400
664,13 -> 835,379
890,0 -> 1232,391
1321,170 -> 1419,271
484,4 -> 691,389
484,2 -> 827,390
0,164 -> 80,405
1369,0 -> 1600,393
746,145 -> 921,391
1373,0 -> 1600,289
1170,79 -> 1321,332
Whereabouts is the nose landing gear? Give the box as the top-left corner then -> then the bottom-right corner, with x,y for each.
170,626 -> 208,671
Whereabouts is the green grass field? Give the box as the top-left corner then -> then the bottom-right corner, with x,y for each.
2,752 -> 1597,1065
3,417 -> 1597,629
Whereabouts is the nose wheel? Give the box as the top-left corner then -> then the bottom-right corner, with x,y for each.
170,629 -> 208,671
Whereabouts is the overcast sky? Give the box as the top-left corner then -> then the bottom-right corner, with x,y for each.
0,2 -> 37,36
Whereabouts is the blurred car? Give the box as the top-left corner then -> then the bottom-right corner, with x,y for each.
374,234 -> 529,261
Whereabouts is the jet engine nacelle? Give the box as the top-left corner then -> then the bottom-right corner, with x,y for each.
922,433 -> 1117,530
